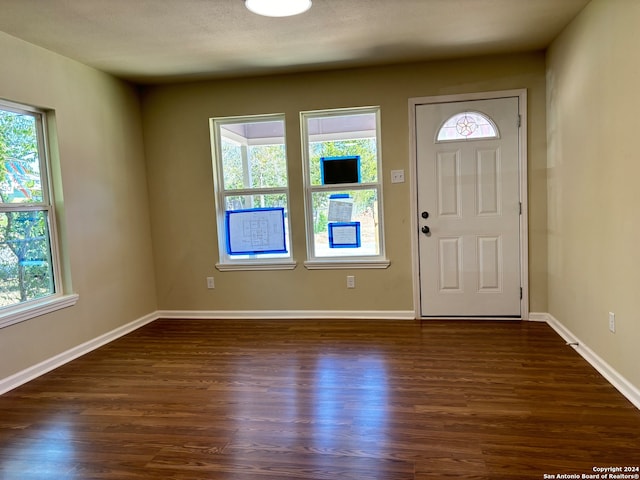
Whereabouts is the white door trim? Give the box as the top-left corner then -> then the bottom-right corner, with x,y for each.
408,89 -> 529,320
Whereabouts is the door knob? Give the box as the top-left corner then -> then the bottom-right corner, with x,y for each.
421,225 -> 430,235
421,211 -> 429,219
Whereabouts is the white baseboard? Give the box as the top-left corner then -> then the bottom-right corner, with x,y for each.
532,312 -> 640,410
0,311 -> 159,395
527,312 -> 549,322
156,310 -> 417,320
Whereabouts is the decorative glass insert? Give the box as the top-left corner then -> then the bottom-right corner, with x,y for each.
436,111 -> 499,142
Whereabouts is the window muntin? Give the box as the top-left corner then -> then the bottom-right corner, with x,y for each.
211,114 -> 293,267
0,103 -> 59,311
301,107 -> 386,263
436,111 -> 499,142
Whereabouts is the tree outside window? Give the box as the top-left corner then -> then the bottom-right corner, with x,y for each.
0,104 -> 56,308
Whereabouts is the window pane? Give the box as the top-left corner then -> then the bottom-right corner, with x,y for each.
223,193 -> 290,259
0,210 -> 54,307
219,120 -> 287,191
306,112 -> 378,186
0,110 -> 43,204
311,189 -> 379,257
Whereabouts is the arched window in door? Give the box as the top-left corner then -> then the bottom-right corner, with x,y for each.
436,111 -> 499,142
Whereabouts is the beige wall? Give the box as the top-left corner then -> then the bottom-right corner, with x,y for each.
142,53 -> 548,313
547,0 -> 640,389
0,33 -> 157,379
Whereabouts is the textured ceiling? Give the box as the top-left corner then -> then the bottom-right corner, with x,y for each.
0,0 -> 590,84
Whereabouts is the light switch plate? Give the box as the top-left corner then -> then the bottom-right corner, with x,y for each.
391,169 -> 405,183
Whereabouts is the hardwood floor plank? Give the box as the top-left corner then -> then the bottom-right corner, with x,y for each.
149,449 -> 415,480
1,319 -> 639,479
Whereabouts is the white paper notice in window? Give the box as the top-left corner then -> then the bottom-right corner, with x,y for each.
225,207 -> 287,255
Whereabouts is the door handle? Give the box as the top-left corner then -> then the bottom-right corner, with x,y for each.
421,225 -> 430,235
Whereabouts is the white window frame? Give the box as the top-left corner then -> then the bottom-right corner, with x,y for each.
210,113 -> 295,271
0,99 -> 77,329
300,106 -> 389,269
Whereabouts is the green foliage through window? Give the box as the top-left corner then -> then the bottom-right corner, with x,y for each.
0,106 -> 55,308
222,141 -> 287,190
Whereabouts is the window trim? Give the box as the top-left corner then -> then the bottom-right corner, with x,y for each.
0,99 -> 77,328
300,106 -> 389,268
0,293 -> 79,329
210,113 -> 296,271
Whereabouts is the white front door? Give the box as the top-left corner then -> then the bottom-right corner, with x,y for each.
415,97 -> 521,317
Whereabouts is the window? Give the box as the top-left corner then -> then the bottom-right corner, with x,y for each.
210,114 -> 294,270
0,100 -> 74,327
436,111 -> 499,142
301,107 -> 388,268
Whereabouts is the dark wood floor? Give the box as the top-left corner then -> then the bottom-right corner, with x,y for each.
1,319 -> 639,479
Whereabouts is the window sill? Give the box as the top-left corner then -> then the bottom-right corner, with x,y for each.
304,259 -> 390,270
216,261 -> 297,272
0,293 -> 79,329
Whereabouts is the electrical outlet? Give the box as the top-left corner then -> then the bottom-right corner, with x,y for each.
207,276 -> 215,289
346,275 -> 355,289
608,312 -> 615,333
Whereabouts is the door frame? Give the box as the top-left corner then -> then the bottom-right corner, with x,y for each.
408,89 -> 529,320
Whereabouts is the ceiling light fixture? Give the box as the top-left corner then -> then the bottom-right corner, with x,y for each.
245,0 -> 312,17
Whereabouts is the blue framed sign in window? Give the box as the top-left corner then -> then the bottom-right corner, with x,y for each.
225,207 -> 287,255
320,156 -> 361,185
328,222 -> 361,248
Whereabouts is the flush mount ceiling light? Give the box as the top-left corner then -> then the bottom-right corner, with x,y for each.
245,0 -> 312,17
